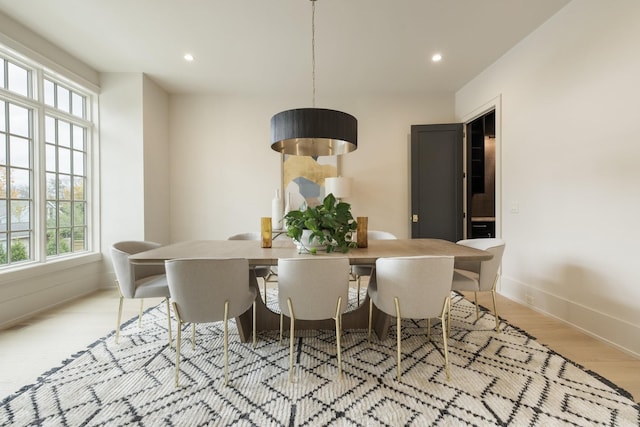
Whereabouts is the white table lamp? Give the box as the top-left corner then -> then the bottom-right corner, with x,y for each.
325,176 -> 352,201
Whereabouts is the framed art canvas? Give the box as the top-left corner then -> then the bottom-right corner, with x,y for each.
282,155 -> 338,210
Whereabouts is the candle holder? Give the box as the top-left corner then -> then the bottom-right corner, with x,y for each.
357,216 -> 368,248
261,217 -> 272,248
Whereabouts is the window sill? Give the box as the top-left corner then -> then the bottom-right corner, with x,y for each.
0,252 -> 102,285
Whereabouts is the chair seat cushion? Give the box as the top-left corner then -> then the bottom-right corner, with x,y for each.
133,274 -> 170,298
452,269 -> 480,292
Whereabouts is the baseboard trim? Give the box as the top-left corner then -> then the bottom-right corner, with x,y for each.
499,276 -> 640,358
0,261 -> 102,330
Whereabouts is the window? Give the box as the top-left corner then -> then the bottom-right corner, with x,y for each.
0,52 -> 94,268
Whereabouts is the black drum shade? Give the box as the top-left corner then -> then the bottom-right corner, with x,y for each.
270,108 -> 357,156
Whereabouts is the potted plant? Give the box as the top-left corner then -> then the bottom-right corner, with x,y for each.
283,193 -> 358,253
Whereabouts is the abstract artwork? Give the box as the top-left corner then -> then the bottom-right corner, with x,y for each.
282,154 -> 337,209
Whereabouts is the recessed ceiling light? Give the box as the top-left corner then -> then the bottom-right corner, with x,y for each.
184,53 -> 194,62
432,53 -> 442,62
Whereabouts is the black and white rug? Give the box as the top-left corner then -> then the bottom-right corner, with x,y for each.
1,292 -> 638,426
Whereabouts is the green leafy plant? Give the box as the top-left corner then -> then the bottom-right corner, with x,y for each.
283,193 -> 358,253
0,239 -> 29,264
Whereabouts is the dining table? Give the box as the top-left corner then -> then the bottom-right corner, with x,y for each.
129,238 -> 492,342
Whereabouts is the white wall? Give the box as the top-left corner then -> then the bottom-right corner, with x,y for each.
0,11 -> 99,91
168,93 -> 455,241
456,0 -> 640,356
99,73 -> 172,288
143,76 -> 171,244
100,74 -> 146,246
344,95 -> 457,239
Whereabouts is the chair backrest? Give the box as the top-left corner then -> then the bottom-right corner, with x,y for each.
374,256 -> 454,319
277,257 -> 350,320
111,241 -> 164,298
228,233 -> 261,241
368,230 -> 397,240
455,238 -> 505,291
165,258 -> 257,324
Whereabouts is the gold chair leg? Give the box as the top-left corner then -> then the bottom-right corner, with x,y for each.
474,291 -> 479,320
165,298 -> 173,348
173,302 -> 182,387
447,296 -> 451,338
394,297 -> 402,381
441,297 -> 451,381
175,322 -> 182,387
138,299 -> 144,327
356,276 -> 361,305
334,296 -> 343,379
224,300 -> 229,386
367,298 -> 373,343
491,290 -> 500,332
287,298 -> 295,383
253,301 -> 257,348
263,277 -> 268,304
191,323 -> 196,350
279,313 -> 284,346
115,296 -> 124,344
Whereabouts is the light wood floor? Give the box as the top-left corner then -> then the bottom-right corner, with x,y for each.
1,287 -> 638,402
465,290 -> 640,403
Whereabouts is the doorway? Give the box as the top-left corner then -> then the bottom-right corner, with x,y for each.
410,98 -> 500,241
466,111 -> 496,238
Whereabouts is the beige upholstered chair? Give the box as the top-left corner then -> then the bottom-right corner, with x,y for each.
368,255 -> 454,381
451,238 -> 506,332
165,258 -> 257,387
111,241 -> 172,346
228,233 -> 274,302
277,257 -> 350,382
352,230 -> 397,305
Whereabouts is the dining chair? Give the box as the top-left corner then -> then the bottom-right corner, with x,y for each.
277,257 -> 350,382
165,258 -> 257,387
368,255 -> 454,381
352,230 -> 397,305
228,232 -> 275,302
111,241 -> 172,347
451,238 -> 506,332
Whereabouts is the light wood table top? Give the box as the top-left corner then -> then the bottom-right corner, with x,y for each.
129,238 -> 492,265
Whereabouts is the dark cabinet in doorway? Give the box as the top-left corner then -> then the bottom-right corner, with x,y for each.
471,219 -> 495,238
467,111 -> 496,239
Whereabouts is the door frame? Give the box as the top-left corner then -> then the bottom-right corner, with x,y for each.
459,95 -> 502,239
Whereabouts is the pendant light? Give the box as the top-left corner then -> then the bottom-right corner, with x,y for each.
270,0 -> 357,156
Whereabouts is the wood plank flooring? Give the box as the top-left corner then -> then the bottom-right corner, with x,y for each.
1,287 -> 638,403
0,290 -> 164,398
464,290 -> 640,403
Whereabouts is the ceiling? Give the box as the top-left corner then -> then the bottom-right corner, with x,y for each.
0,0 -> 570,96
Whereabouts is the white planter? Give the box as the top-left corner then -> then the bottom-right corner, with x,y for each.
295,229 -> 328,252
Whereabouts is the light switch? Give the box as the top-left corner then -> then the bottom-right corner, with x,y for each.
510,202 -> 519,214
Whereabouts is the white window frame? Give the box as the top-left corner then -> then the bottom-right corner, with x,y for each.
0,44 -> 100,281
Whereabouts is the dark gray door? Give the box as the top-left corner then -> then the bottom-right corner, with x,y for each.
411,123 -> 463,241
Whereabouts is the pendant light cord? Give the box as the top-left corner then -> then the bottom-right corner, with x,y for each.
311,0 -> 316,108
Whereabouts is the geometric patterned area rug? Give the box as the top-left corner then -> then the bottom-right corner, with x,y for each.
1,292 -> 638,426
